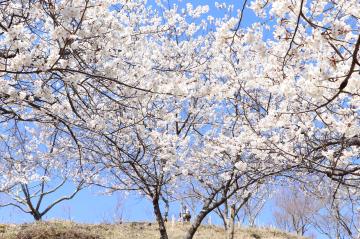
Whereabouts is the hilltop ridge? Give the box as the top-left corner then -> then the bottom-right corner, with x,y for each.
0,221 -> 308,239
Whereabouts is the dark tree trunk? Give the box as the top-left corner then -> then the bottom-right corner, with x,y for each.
32,211 -> 42,221
153,198 -> 168,239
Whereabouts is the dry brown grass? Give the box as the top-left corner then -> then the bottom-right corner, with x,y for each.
0,221 -> 306,239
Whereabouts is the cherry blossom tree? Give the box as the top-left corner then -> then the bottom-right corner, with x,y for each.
0,1 -> 358,239
0,122 -> 89,221
211,0 -> 359,195
256,0 -> 358,186
214,182 -> 270,239
241,188 -> 270,227
214,188 -> 252,239
177,126 -> 292,239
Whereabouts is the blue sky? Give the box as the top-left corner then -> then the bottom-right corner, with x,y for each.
0,181 -> 276,226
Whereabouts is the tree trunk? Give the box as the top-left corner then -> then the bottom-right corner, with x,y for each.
163,197 -> 169,222
227,205 -> 236,239
183,209 -> 208,239
223,199 -> 229,230
153,198 -> 169,239
32,211 -> 42,221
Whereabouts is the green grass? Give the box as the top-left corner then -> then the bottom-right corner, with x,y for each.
0,221 -> 306,239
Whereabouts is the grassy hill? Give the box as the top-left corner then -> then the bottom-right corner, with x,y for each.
0,221 -> 307,239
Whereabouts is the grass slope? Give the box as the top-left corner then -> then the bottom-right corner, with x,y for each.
0,221 -> 306,239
